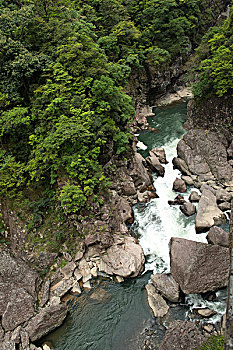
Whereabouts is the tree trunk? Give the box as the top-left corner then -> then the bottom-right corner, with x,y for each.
225,199 -> 233,349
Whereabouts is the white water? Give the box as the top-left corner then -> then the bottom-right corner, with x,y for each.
134,137 -> 207,274
133,104 -> 227,325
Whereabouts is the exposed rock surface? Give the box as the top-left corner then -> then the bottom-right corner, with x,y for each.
172,157 -> 191,175
172,178 -> 187,193
151,273 -> 179,302
25,304 -> 68,342
170,237 -> 229,293
159,321 -> 207,350
189,191 -> 200,202
177,129 -> 233,186
168,195 -> 186,206
150,148 -> 168,164
145,283 -> 169,318
146,153 -> 165,177
218,201 -> 231,211
0,250 -> 40,315
195,308 -> 217,318
100,236 -> 145,277
180,202 -> 196,216
181,175 -> 194,186
207,226 -> 229,247
195,189 -> 225,233
2,288 -> 35,331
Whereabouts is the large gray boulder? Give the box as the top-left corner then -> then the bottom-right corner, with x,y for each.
2,288 -> 35,331
150,148 -> 168,164
180,202 -> 196,216
100,236 -> 145,277
0,250 -> 41,333
216,189 -> 232,203
172,157 -> 191,176
207,226 -> 229,247
146,154 -> 165,177
195,189 -> 225,233
177,139 -> 210,175
145,283 -> 169,317
151,273 -> 179,302
0,250 -> 40,315
159,321 -> 207,350
177,129 -> 233,186
25,304 -> 68,342
189,191 -> 200,202
170,237 -> 229,293
172,178 -> 187,193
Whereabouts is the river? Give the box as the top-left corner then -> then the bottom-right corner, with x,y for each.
42,101 -> 227,350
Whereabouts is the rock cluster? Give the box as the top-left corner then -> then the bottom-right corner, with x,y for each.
0,249 -> 68,350
172,128 -> 232,233
159,321 -> 207,350
170,237 -> 229,294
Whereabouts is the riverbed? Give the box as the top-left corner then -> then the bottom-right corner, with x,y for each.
43,101 -> 227,350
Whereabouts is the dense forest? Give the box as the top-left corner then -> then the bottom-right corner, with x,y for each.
0,0 -> 232,250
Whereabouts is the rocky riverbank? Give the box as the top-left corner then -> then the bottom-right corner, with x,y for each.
0,136 -> 163,349
144,95 -> 232,349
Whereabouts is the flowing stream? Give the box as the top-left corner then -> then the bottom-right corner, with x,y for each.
43,102 -> 227,350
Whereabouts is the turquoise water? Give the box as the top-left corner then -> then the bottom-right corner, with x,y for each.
42,102 -> 226,349
42,273 -> 155,350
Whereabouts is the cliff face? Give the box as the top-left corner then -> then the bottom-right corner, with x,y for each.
185,95 -> 233,141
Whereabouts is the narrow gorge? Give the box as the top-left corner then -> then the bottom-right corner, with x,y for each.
0,1 -> 232,350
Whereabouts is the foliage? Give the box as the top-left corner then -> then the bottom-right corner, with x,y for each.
194,334 -> 224,350
0,0 -> 228,223
192,9 -> 233,99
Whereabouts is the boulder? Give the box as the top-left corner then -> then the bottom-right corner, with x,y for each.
146,154 -> 165,177
60,261 -> 76,279
195,189 -> 226,233
207,226 -> 229,247
25,304 -> 68,342
200,184 -> 215,194
122,176 -> 136,195
168,195 -> 186,206
131,152 -> 152,189
159,321 -> 207,350
74,242 -> 85,261
20,329 -> 30,349
0,250 -> 40,316
172,157 -> 191,176
181,175 -> 194,186
2,288 -> 35,331
100,236 -> 145,278
145,283 -> 169,318
218,201 -> 231,211
151,273 -> 179,302
50,278 -> 74,298
216,189 -> 232,203
150,148 -> 168,164
189,191 -> 200,202
170,237 -> 229,293
177,138 -> 210,175
172,178 -> 187,193
180,202 -> 196,216
117,197 -> 134,224
177,129 -> 233,186
194,308 -> 216,318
